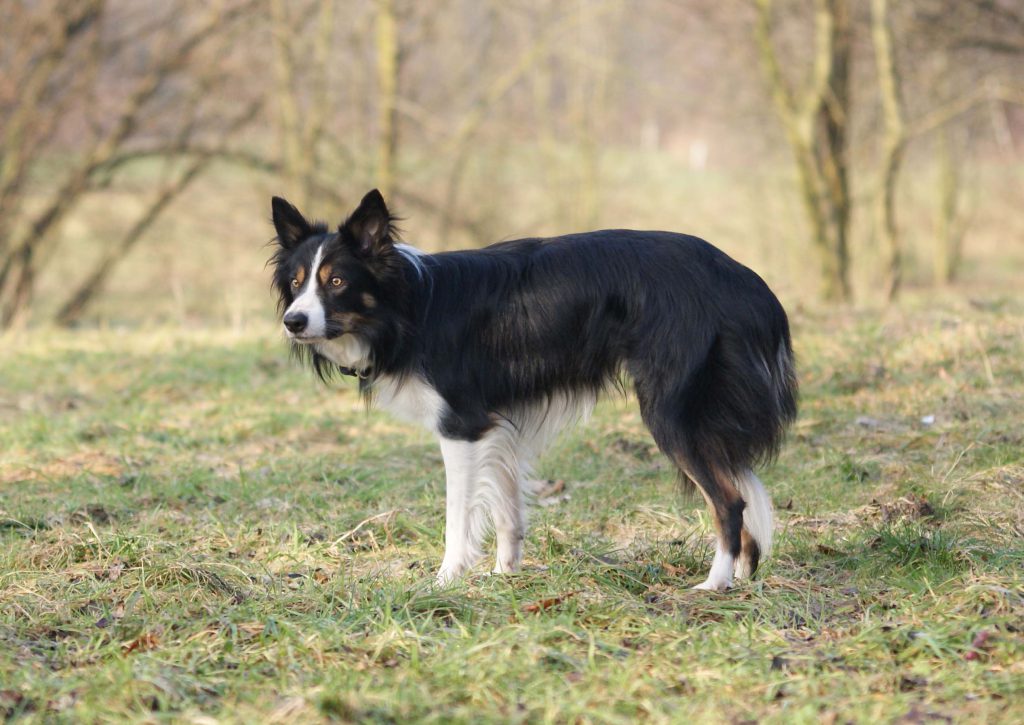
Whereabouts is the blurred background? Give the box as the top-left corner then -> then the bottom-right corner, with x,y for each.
0,0 -> 1021,330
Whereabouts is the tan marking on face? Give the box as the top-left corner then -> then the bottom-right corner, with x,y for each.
318,262 -> 333,286
294,266 -> 305,286
361,293 -> 377,308
328,311 -> 363,332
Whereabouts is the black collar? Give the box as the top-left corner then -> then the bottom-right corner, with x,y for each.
338,365 -> 371,379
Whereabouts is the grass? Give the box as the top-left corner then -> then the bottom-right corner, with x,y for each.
1,299 -> 1023,723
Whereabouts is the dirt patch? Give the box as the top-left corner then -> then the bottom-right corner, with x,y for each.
0,451 -> 124,485
788,494 -> 937,532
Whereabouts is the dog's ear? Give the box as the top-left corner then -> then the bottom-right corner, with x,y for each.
342,189 -> 393,257
272,196 -> 312,250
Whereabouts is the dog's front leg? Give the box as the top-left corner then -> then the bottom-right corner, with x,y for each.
436,438 -> 482,585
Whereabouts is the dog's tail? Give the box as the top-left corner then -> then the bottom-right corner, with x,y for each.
735,469 -> 773,559
680,330 -> 798,477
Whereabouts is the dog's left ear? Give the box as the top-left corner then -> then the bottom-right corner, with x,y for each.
342,189 -> 393,257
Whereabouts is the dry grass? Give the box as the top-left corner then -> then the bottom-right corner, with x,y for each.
1,297 -> 1023,722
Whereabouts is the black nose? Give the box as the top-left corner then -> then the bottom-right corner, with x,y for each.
283,311 -> 307,334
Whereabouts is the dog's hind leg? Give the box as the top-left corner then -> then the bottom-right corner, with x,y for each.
643,438 -> 745,590
635,386 -> 744,591
684,459 -> 745,591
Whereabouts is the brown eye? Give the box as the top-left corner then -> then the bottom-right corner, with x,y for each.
290,278 -> 300,289
330,277 -> 344,288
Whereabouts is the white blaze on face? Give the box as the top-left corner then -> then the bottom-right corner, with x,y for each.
285,242 -> 326,338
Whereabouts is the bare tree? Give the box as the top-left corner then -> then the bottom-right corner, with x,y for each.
755,0 -> 853,302
0,0 -> 104,326
909,0 -> 1024,285
3,0 -> 1022,325
268,0 -> 334,209
870,0 -> 907,301
931,124 -> 972,285
54,98 -> 264,325
0,0 -> 260,328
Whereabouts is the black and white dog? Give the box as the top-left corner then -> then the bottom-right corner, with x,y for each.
269,190 -> 797,590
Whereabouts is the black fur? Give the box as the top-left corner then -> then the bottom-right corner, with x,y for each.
270,190 -> 798,577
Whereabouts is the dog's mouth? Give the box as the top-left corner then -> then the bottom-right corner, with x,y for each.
285,331 -> 324,344
286,329 -> 346,344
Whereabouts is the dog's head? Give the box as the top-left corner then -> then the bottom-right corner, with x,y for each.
269,189 -> 409,378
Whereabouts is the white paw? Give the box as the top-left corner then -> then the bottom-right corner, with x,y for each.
492,559 -> 521,575
695,544 -> 735,591
435,563 -> 467,587
693,575 -> 732,591
734,558 -> 754,580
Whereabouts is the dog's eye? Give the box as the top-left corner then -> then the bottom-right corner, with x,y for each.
330,277 -> 344,288
290,278 -> 300,289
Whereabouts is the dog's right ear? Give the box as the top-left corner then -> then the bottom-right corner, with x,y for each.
271,196 -> 312,250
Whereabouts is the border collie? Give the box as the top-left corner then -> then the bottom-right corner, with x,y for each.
269,190 -> 797,590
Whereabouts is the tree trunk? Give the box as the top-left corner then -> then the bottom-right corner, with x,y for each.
871,0 -> 907,301
818,0 -> 852,302
933,125 -> 967,285
755,0 -> 852,302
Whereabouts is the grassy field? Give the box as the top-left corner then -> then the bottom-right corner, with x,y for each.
1,298 -> 1023,723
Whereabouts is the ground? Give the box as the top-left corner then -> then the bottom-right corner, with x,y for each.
1,299 -> 1022,723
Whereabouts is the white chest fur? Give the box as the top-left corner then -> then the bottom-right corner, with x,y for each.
372,374 -> 447,433
315,335 -> 371,370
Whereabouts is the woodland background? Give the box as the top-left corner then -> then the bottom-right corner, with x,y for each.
1,0 -> 1022,330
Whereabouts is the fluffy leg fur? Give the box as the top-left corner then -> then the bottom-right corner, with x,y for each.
473,420 -> 527,575
734,469 -> 773,579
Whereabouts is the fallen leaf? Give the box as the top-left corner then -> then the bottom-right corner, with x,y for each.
121,632 -> 160,655
899,674 -> 928,691
522,591 -> 579,614
965,630 -> 993,660
0,690 -> 27,711
536,479 -> 565,498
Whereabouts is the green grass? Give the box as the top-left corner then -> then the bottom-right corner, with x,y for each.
2,301 -> 1023,723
